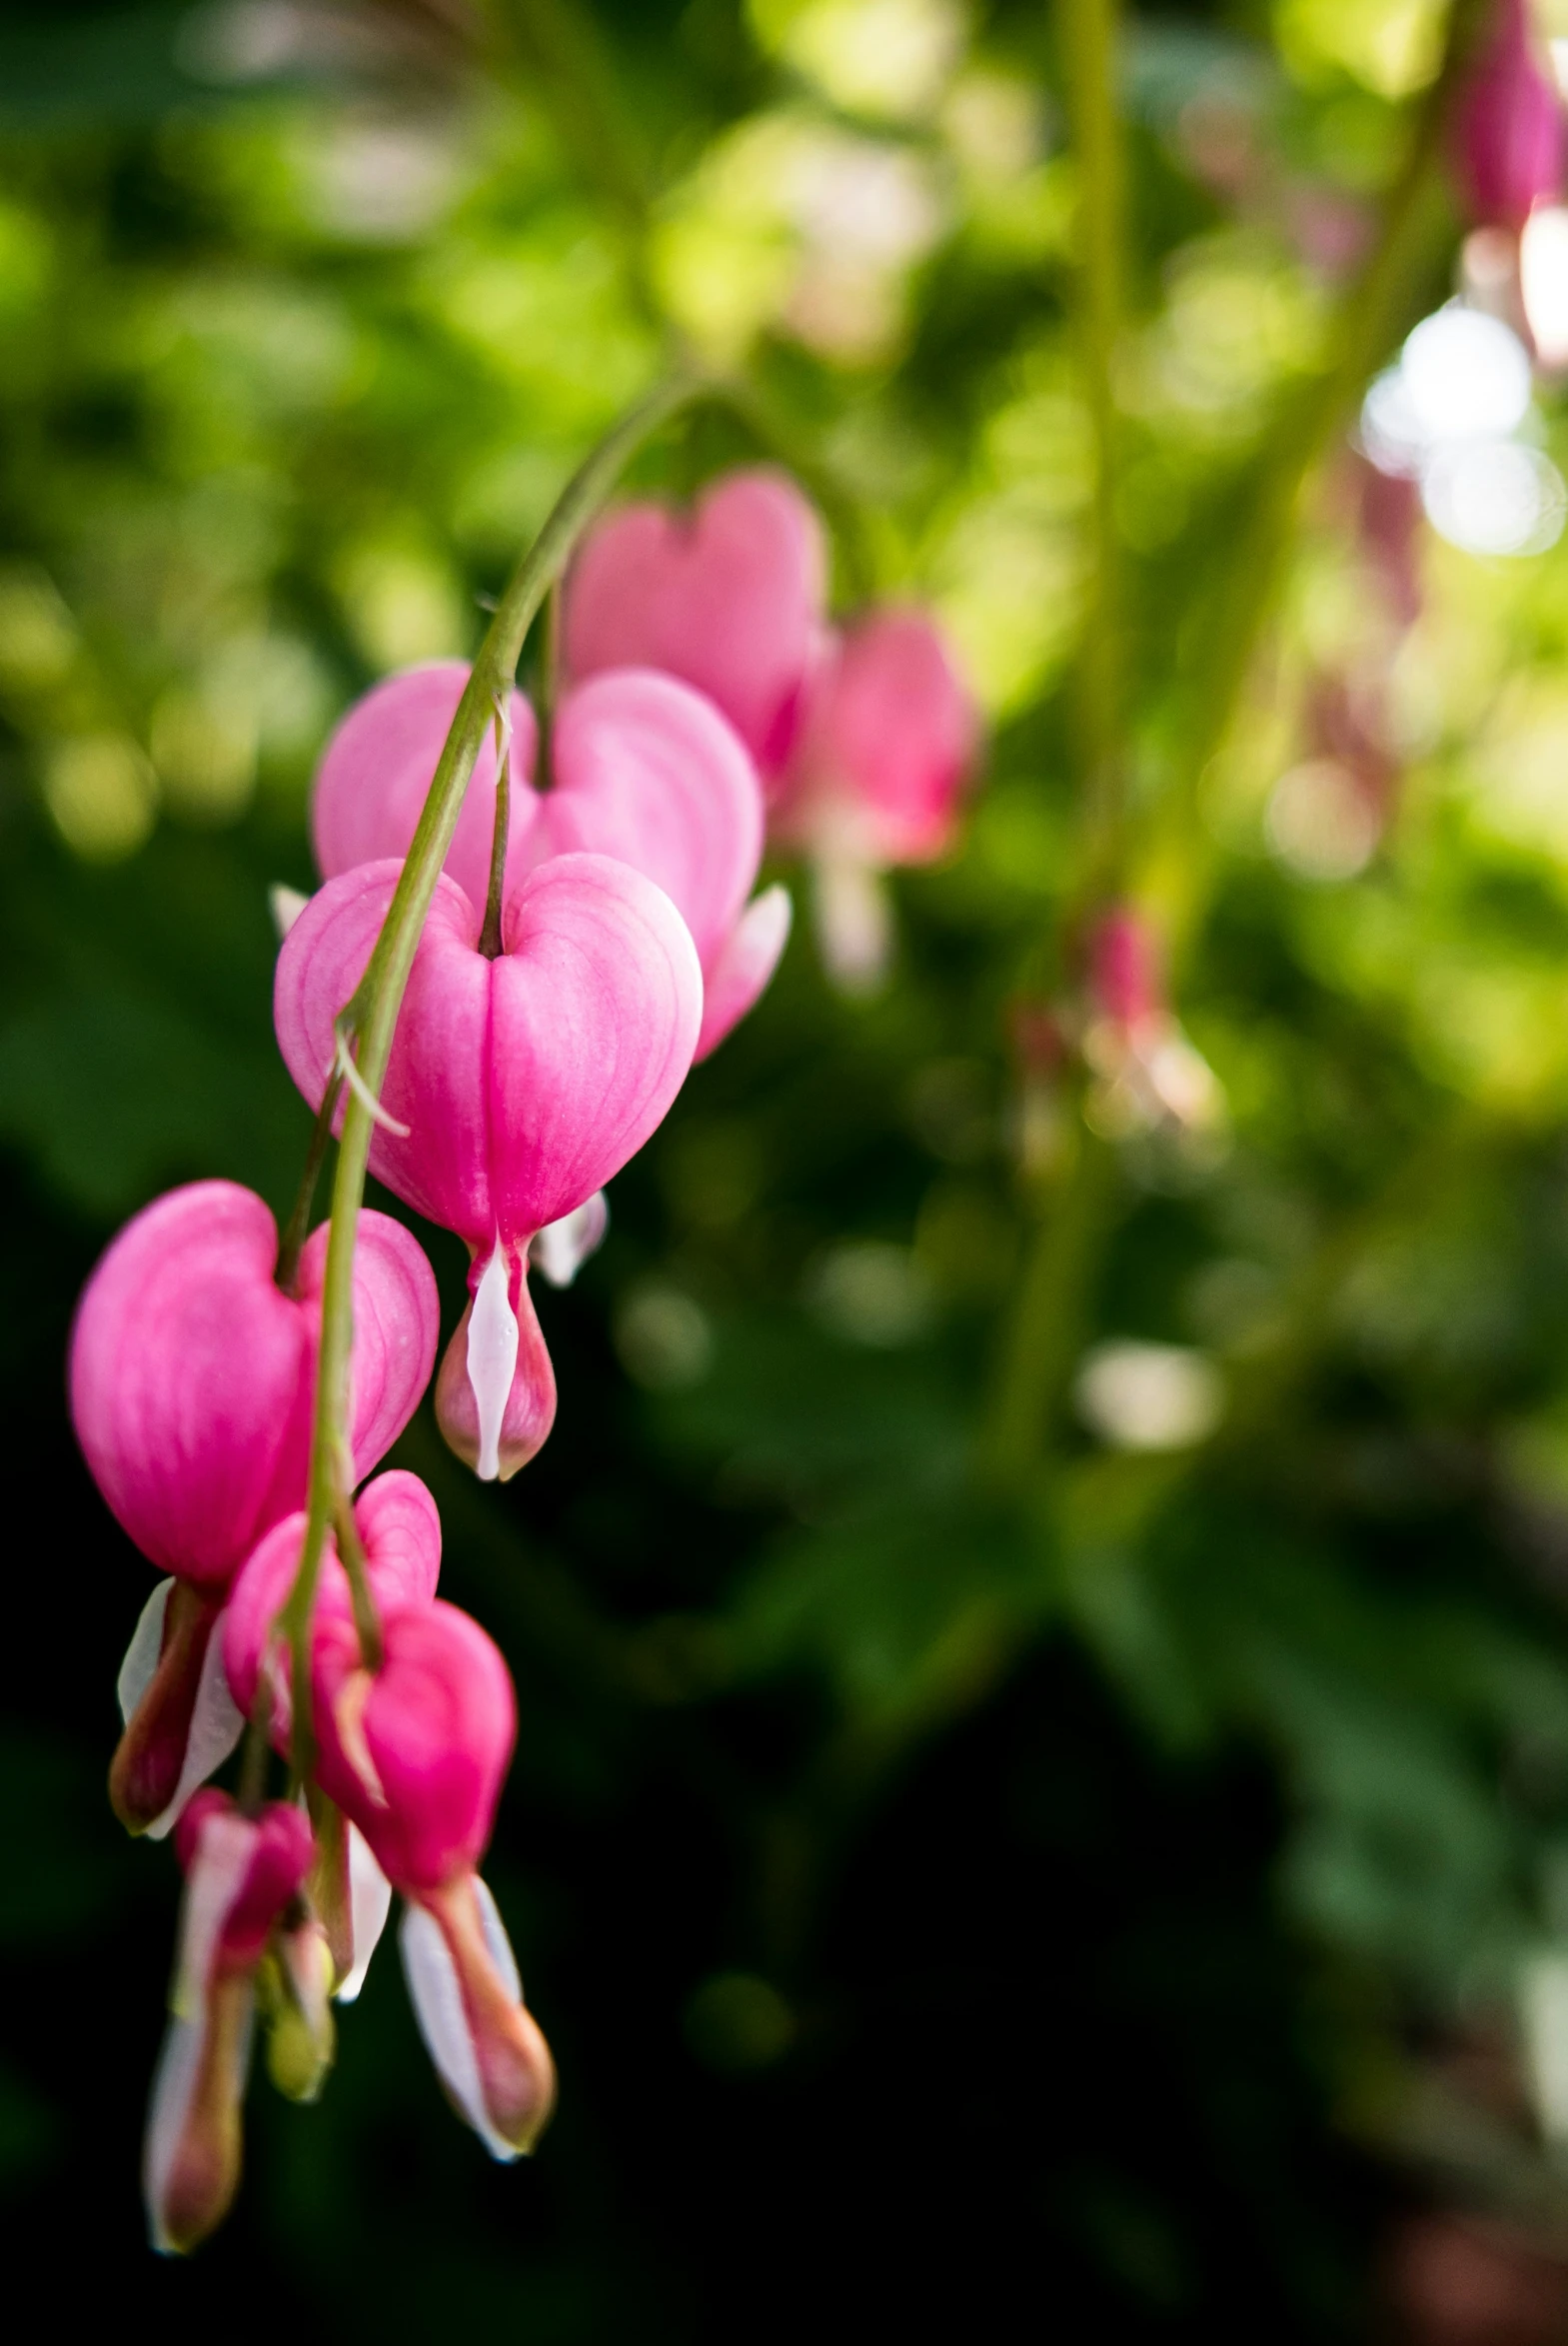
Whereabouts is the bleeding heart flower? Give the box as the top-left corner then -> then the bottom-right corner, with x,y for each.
775,609 -> 980,993
310,662 -> 789,1062
72,1181 -> 439,1835
223,1468 -> 443,1725
145,1792 -> 317,2255
312,1600 -> 556,2158
563,466 -> 829,781
1453,0 -> 1564,231
275,852 -> 702,1479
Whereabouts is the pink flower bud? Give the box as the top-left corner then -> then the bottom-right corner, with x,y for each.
223,1468 -> 443,1726
780,609 -> 981,870
71,1180 -> 439,1591
1453,0 -> 1564,231
311,1601 -> 555,2156
310,664 -> 789,1062
276,853 -> 702,1479
563,467 -> 829,781
1088,907 -> 1164,1037
145,1792 -> 314,2255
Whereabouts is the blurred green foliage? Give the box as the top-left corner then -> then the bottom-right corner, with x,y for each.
10,0 -> 1568,2331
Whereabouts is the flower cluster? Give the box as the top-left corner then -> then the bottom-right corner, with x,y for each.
67,456 -> 976,2251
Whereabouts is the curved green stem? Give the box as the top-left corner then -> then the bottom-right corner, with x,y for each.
274,366 -> 705,1778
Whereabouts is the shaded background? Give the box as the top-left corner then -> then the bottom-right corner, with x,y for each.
6,0 -> 1568,2334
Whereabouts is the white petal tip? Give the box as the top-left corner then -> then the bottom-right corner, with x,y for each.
467,1244 -> 521,1484
269,884 -> 310,941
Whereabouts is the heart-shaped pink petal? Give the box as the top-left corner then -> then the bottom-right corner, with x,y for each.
274,853 -> 703,1249
71,1182 -> 439,1592
562,468 -> 828,780
312,663 -> 538,918
537,670 -> 763,971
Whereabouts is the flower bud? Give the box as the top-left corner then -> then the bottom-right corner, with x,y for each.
145,1793 -> 314,2255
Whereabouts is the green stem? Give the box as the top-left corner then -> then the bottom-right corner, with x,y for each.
1057,0 -> 1126,890
275,1071 -> 343,1295
980,1123 -> 1117,1491
1153,0 -> 1485,942
274,366 -> 705,1778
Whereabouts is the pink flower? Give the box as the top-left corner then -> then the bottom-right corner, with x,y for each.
310,661 -> 789,1063
563,468 -> 981,994
145,1792 -> 317,2254
778,609 -> 980,870
223,1468 -> 443,1725
1080,907 -> 1223,1141
1453,0 -> 1564,231
775,609 -> 979,991
276,852 -> 702,1479
562,466 -> 829,781
71,1181 -> 439,1834
312,1600 -> 556,2157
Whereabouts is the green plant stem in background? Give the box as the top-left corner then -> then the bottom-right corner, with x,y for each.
981,1123 -> 1116,1492
983,0 -> 1483,1494
274,367 -> 704,1780
1153,0 -> 1486,951
1056,0 -> 1126,892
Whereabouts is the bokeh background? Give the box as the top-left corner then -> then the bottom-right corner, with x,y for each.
10,0 -> 1568,2334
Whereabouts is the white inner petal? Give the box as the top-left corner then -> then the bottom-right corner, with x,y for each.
336,1825 -> 394,2003
399,1902 -> 519,2163
530,1192 -> 609,1289
472,1873 -> 523,2003
145,1620 -> 245,1843
466,1242 -> 520,1481
118,1577 -> 174,1725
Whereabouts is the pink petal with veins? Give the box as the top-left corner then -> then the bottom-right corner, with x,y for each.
71,1182 -> 438,1593
274,854 -> 702,1250
312,663 -> 538,917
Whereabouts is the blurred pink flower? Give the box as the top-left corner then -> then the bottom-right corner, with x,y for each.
145,1792 -> 316,2254
1453,0 -> 1564,231
563,467 -> 829,782
564,470 -> 981,993
276,853 -> 702,1478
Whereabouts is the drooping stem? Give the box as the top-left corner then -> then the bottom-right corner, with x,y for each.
274,367 -> 705,1778
1057,0 -> 1127,892
332,1490 -> 383,1676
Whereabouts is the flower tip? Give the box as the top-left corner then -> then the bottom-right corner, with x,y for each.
435,1244 -> 557,1481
